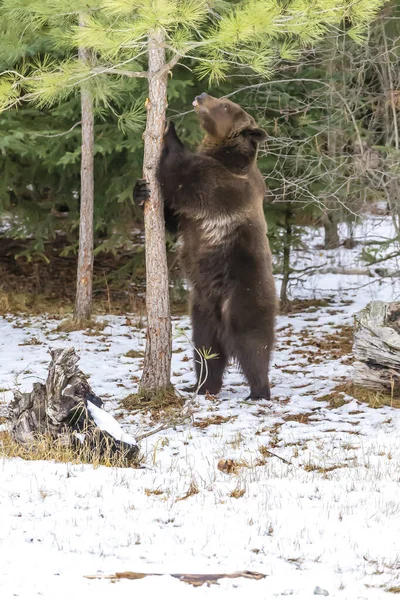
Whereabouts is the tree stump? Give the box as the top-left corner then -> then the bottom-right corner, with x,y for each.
353,301 -> 400,397
7,347 -> 139,462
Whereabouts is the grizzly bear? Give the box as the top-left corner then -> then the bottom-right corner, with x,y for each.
134,93 -> 277,400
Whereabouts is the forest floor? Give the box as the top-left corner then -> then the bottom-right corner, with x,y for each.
1,210 -> 400,599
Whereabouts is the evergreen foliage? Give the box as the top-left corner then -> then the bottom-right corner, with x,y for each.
0,0 -> 391,261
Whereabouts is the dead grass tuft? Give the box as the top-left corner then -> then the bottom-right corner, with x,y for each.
145,488 -> 166,497
124,349 -> 144,359
194,414 -> 237,429
0,430 -> 141,468
177,480 -> 199,502
121,386 -> 184,417
294,325 -> 354,364
282,412 -> 312,424
230,486 -> 246,499
315,325 -> 354,360
317,382 -> 400,409
56,318 -> 109,334
217,458 -> 249,475
279,298 -> 332,315
0,291 -> 72,316
18,336 -> 42,346
303,461 -> 347,474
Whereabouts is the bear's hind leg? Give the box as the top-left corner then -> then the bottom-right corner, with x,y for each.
234,334 -> 272,401
190,303 -> 227,395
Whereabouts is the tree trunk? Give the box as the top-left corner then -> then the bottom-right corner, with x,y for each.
353,301 -> 400,397
322,47 -> 341,251
280,204 -> 292,306
7,347 -> 139,461
74,18 -> 95,323
322,209 -> 340,249
140,28 -> 172,395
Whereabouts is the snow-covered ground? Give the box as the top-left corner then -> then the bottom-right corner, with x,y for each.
1,214 -> 400,599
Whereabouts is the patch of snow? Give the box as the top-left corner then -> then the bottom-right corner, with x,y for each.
0,213 -> 400,599
87,400 -> 137,446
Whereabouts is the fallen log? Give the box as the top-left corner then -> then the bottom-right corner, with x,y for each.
7,347 -> 139,462
85,570 -> 266,587
353,301 -> 400,397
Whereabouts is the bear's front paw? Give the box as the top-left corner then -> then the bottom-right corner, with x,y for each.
163,121 -> 184,151
133,179 -> 150,206
164,120 -> 176,136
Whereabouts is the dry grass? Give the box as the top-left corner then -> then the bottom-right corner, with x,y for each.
0,290 -> 73,316
193,414 -> 237,429
124,349 -> 144,359
121,386 -> 184,416
144,487 -> 166,497
315,325 -> 354,360
177,480 -> 199,502
18,336 -> 43,346
279,298 -> 332,315
294,325 -> 354,363
282,412 -> 313,424
0,430 -> 141,468
56,318 -> 109,334
217,458 -> 249,475
230,486 -> 246,499
303,461 -> 347,474
317,382 -> 400,409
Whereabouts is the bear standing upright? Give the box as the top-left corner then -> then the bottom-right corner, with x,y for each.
135,93 -> 277,400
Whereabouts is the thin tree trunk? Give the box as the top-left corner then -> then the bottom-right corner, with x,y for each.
379,16 -> 400,236
74,17 -> 94,323
322,45 -> 340,250
140,28 -> 172,395
322,205 -> 340,249
280,204 -> 292,306
381,18 -> 399,152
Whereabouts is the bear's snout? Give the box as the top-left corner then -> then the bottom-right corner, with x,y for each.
193,92 -> 209,107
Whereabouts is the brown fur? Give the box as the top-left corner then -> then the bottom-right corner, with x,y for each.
157,94 -> 277,399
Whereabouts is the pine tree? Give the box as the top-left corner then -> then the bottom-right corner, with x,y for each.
0,0 -> 388,398
74,14 -> 95,323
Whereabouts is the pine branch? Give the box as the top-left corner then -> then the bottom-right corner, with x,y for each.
92,66 -> 148,78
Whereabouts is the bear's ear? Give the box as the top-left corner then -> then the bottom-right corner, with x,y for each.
243,127 -> 268,144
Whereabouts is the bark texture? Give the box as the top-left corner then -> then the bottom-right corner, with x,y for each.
74,20 -> 95,323
140,28 -> 172,393
7,347 -> 139,460
353,301 -> 400,397
321,210 -> 340,249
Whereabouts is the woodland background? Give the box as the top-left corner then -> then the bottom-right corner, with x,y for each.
0,0 -> 399,315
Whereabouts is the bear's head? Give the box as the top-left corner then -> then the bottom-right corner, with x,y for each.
193,93 -> 267,153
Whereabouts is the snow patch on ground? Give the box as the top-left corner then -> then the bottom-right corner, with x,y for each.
1,215 -> 400,599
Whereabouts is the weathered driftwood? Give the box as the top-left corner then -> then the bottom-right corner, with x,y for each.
7,347 -> 139,461
353,301 -> 400,397
85,570 -> 266,587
